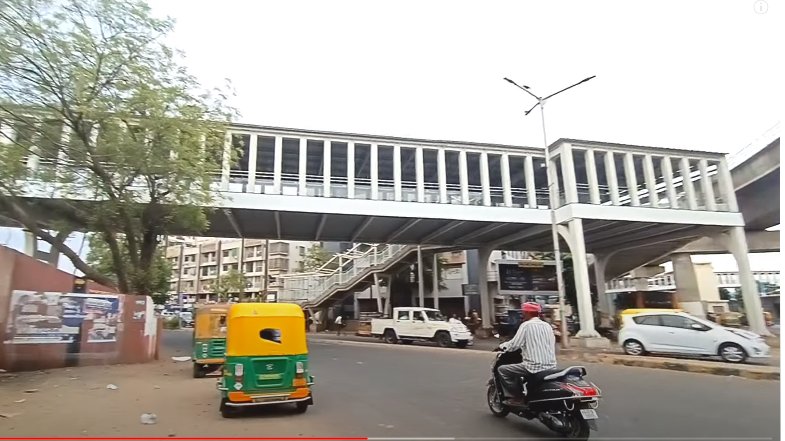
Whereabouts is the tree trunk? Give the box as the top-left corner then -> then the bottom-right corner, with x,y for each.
1,198 -> 117,289
103,232 -> 130,293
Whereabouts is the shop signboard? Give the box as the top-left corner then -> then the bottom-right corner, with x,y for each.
497,261 -> 558,296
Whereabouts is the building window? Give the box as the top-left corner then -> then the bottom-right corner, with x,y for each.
268,258 -> 288,271
245,262 -> 263,273
222,263 -> 238,273
270,242 -> 289,254
246,245 -> 263,258
202,252 -> 216,263
298,246 -> 306,257
201,265 -> 217,277
222,249 -> 238,259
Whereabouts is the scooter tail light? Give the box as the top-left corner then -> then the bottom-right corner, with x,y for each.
564,383 -> 598,397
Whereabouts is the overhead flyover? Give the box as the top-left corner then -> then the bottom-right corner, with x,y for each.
0,122 -> 765,335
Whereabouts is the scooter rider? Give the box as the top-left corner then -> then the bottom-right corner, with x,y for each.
497,302 -> 557,406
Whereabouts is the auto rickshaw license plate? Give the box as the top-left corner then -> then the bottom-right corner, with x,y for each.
258,373 -> 282,380
580,409 -> 598,420
253,396 -> 280,403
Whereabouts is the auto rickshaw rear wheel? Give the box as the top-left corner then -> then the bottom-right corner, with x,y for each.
220,398 -> 241,418
295,401 -> 309,413
193,363 -> 206,378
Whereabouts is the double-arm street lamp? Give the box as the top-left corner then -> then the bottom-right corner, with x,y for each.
503,75 -> 596,348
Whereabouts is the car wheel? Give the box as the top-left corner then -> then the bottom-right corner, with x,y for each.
436,331 -> 451,348
719,343 -> 747,363
623,339 -> 646,356
383,329 -> 398,344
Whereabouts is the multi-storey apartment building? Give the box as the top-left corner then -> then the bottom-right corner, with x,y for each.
165,237 -> 315,304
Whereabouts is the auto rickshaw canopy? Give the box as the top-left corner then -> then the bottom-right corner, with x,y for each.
226,303 -> 307,357
194,304 -> 231,339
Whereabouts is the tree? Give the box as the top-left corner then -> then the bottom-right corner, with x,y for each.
85,232 -> 171,304
302,244 -> 332,271
215,268 -> 246,302
0,0 -> 236,296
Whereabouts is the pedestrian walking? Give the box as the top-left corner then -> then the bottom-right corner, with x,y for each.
335,315 -> 344,336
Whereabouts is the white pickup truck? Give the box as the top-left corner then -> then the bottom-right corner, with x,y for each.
371,307 -> 473,348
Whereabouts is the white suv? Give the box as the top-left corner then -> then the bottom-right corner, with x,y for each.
618,311 -> 770,364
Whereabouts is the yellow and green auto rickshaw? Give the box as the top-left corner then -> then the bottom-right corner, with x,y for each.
218,303 -> 314,418
192,304 -> 230,378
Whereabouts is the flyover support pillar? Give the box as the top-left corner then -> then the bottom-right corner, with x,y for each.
721,227 -> 770,336
593,254 -> 614,328
417,246 -> 425,307
558,219 -> 607,347
22,229 -> 62,266
478,247 -> 493,335
373,273 -> 383,313
383,275 -> 393,317
432,253 -> 440,311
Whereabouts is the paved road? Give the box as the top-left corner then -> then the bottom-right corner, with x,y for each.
164,330 -> 780,439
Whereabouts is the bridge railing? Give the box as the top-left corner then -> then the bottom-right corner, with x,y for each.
5,118 -> 744,217
606,271 -> 780,293
278,243 -> 410,305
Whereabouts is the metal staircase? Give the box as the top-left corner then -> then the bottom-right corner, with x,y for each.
278,243 -> 426,308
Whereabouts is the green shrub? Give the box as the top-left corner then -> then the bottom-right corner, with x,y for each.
163,317 -> 181,330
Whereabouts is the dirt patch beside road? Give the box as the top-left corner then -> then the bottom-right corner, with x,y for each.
0,351 -> 319,437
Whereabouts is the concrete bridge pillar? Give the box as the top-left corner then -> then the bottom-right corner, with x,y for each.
477,247 -> 493,333
592,254 -> 613,327
672,253 -> 702,314
558,219 -> 608,348
720,227 -> 771,336
373,273 -> 383,313
22,230 -> 62,266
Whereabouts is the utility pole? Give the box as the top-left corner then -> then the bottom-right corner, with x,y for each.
504,75 -> 596,348
262,239 -> 270,302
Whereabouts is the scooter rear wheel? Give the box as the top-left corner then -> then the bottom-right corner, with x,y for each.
486,384 -> 509,417
562,411 -> 590,439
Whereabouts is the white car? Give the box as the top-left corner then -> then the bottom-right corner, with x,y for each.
618,311 -> 770,363
371,307 -> 474,348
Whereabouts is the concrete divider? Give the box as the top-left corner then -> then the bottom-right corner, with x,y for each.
563,352 -> 780,381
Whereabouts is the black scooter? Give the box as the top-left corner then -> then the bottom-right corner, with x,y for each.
487,348 -> 601,440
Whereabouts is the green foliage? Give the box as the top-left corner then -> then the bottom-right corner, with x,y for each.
163,316 -> 180,329
215,268 -> 246,302
0,0 -> 237,295
302,244 -> 332,271
85,232 -> 171,296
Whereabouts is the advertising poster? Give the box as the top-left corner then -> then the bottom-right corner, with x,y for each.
497,262 -> 558,296
4,290 -> 121,344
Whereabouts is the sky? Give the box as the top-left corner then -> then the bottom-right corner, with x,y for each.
1,0 -> 780,275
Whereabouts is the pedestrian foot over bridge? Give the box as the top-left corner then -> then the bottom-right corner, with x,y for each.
3,122 -> 769,337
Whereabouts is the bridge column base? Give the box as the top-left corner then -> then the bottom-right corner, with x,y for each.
570,335 -> 610,350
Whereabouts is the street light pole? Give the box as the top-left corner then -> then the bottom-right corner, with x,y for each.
504,75 -> 595,349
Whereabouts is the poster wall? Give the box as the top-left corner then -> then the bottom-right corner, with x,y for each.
4,290 -> 121,344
